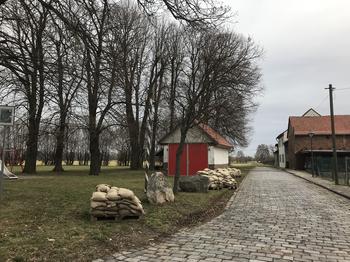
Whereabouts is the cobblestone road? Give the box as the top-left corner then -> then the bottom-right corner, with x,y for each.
97,167 -> 350,262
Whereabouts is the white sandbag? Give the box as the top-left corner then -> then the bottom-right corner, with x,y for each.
91,191 -> 108,202
91,201 -> 107,209
96,184 -> 111,193
118,188 -> 135,200
106,189 -> 121,201
133,195 -> 142,204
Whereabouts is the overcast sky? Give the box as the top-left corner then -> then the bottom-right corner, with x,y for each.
222,0 -> 350,156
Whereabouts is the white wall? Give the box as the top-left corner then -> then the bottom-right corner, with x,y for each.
163,145 -> 168,163
213,147 -> 229,165
160,126 -> 212,144
208,146 -> 215,165
278,131 -> 287,168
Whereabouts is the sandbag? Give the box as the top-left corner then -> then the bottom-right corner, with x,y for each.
96,184 -> 111,193
133,196 -> 142,204
90,184 -> 144,219
118,188 -> 135,200
106,189 -> 121,201
90,201 -> 107,209
91,192 -> 108,202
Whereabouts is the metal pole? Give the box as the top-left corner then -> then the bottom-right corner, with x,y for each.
311,135 -> 314,177
346,157 -> 349,186
326,84 -> 339,185
0,126 -> 6,200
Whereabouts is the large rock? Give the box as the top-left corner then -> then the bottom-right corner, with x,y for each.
146,172 -> 175,204
179,175 -> 209,193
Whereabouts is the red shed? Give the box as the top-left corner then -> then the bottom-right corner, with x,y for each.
159,123 -> 233,176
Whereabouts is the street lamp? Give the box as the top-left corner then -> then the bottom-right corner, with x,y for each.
308,132 -> 315,177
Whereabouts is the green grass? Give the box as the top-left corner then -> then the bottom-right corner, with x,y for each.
0,165 -> 253,261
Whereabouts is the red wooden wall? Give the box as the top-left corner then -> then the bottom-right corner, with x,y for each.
168,143 -> 208,176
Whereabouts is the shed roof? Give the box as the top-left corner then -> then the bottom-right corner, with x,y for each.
159,123 -> 233,149
289,115 -> 350,135
198,123 -> 233,148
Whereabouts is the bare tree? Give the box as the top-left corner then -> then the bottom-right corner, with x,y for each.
167,25 -> 184,131
112,4 -> 151,169
0,0 -> 50,174
170,29 -> 262,192
40,0 -> 122,175
137,0 -> 230,28
147,22 -> 172,170
46,16 -> 85,172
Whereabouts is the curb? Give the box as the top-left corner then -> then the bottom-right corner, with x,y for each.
284,169 -> 350,200
224,167 -> 251,210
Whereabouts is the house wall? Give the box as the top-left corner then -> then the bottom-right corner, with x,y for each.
160,126 -> 212,144
288,127 -> 296,169
303,109 -> 321,117
208,146 -> 214,165
167,143 -> 208,176
288,130 -> 350,169
278,139 -> 285,168
163,145 -> 168,163
208,146 -> 229,169
214,147 -> 229,165
277,131 -> 289,168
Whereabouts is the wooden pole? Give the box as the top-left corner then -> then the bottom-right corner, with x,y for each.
0,126 -> 6,200
326,84 -> 339,185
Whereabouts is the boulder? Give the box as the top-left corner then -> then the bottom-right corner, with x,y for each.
146,172 -> 175,204
179,175 -> 209,193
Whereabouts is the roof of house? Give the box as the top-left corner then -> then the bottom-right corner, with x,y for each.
289,115 -> 350,135
198,123 -> 233,148
276,130 -> 287,139
159,123 -> 233,149
302,108 -> 321,117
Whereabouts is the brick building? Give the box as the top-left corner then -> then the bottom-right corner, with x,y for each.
287,115 -> 350,170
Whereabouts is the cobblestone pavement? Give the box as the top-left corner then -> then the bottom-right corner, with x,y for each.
96,167 -> 350,262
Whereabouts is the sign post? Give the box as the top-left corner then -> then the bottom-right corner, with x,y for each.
0,105 -> 14,200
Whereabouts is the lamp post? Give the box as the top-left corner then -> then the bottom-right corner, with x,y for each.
308,132 -> 315,177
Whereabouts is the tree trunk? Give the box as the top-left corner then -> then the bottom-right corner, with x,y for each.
89,130 -> 100,175
23,120 -> 39,174
130,140 -> 141,169
173,127 -> 187,193
52,118 -> 66,172
149,97 -> 160,170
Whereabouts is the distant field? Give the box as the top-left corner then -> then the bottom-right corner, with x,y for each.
0,165 -> 253,261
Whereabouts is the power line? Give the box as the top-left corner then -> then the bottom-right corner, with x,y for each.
315,94 -> 328,109
335,87 -> 350,91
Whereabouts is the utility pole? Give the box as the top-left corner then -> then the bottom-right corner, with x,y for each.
0,126 -> 5,200
326,84 -> 339,185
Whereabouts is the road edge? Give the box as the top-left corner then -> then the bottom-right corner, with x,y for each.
284,169 -> 350,200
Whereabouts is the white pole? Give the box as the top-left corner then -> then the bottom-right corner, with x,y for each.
0,126 -> 6,200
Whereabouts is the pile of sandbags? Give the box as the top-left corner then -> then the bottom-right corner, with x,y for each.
90,184 -> 145,220
227,167 -> 242,178
197,167 -> 240,190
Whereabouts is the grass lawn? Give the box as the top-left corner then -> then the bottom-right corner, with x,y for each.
0,165 -> 253,261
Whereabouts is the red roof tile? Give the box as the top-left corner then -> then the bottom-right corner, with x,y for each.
198,123 -> 233,148
289,115 -> 350,135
